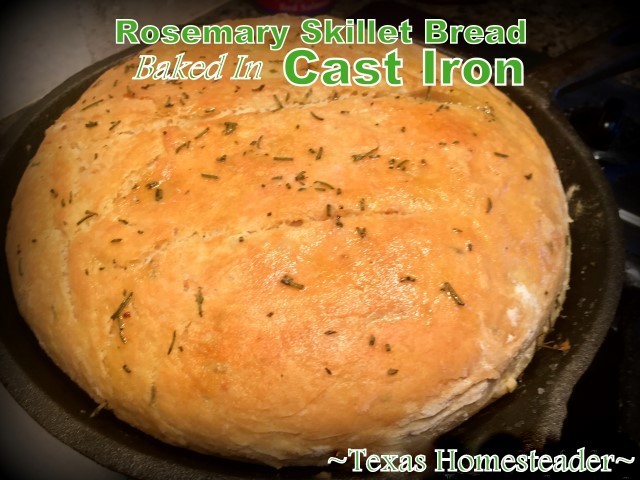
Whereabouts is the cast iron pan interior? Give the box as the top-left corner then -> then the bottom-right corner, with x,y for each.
0,25 -> 625,480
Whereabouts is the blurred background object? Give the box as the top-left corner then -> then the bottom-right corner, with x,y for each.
254,0 -> 335,14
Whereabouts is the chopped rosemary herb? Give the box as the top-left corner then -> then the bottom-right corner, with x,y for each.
441,282 -> 465,306
273,94 -> 284,111
435,104 -> 449,112
149,385 -> 157,405
395,159 -> 409,171
155,188 -> 163,201
50,188 -> 58,198
109,120 -> 121,131
281,275 -> 305,290
369,335 -> 375,346
387,368 -> 399,375
356,227 -> 367,238
89,401 -> 108,418
110,291 -> 133,320
325,367 -> 333,375
110,238 -> 122,243
352,146 -> 379,162
486,197 -> 493,213
146,181 -> 159,189
295,171 -> 307,183
385,343 -> 391,352
250,135 -> 263,149
167,330 -> 176,355
204,107 -> 216,113
122,364 -> 131,373
76,210 -> 97,225
272,175 -> 283,180
111,290 -> 133,343
314,180 -> 334,190
335,215 -> 343,228
326,204 -> 333,217
316,146 -> 324,160
252,84 -> 265,92
525,173 -> 533,180
81,99 -> 103,111
310,111 -> 324,121
164,96 -> 173,107
216,154 -> 227,162
194,127 -> 210,139
175,141 -> 190,153
196,287 -> 204,317
273,156 -> 293,161
359,198 -> 366,211
200,173 -> 219,180
85,121 -> 98,128
399,276 -> 416,283
494,152 -> 509,158
223,122 -> 237,135
267,311 -> 274,317
324,330 -> 337,335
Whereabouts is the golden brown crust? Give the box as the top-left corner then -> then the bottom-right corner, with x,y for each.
6,15 -> 569,467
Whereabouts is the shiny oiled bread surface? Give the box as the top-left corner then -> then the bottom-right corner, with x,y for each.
6,16 -> 570,467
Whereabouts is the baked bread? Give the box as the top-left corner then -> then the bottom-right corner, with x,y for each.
6,15 -> 570,467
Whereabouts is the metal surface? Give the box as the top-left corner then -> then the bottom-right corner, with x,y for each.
0,19 -> 625,480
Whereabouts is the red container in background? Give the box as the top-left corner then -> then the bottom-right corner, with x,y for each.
255,0 -> 335,15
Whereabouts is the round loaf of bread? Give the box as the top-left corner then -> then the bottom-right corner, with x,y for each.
6,15 -> 570,467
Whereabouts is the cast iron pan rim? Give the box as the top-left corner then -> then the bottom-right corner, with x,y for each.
0,41 -> 625,479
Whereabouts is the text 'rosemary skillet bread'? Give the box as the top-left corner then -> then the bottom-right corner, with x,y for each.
6,15 -> 570,467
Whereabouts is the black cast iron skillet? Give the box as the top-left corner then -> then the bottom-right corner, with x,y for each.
0,8 -> 630,480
